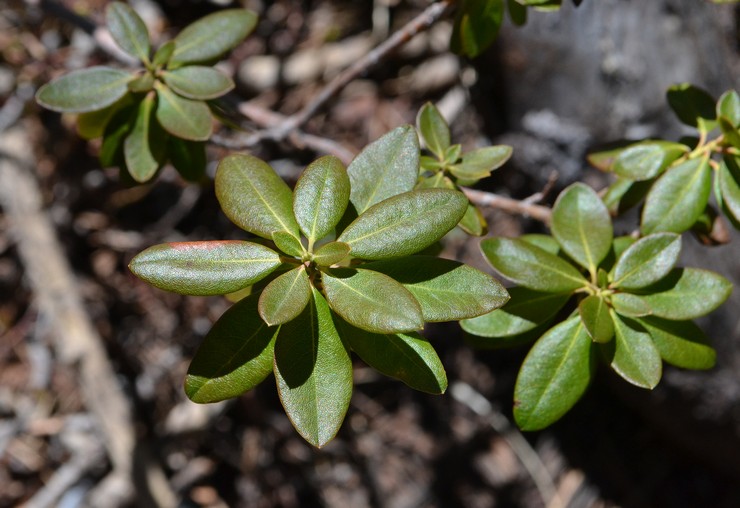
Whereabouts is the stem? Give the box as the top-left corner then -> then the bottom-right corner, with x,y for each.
463,188 -> 553,224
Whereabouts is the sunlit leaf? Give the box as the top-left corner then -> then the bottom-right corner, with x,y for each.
417,102 -> 450,159
610,292 -> 652,317
605,312 -> 661,389
458,202 -> 488,236
578,295 -> 614,343
106,2 -> 150,62
612,141 -> 687,181
162,66 -> 235,100
154,82 -> 212,141
293,156 -> 350,243
449,145 -> 512,180
312,241 -> 351,266
719,156 -> 740,223
612,233 -> 681,289
717,90 -> 740,127
171,9 -> 257,65
36,67 -> 132,113
638,316 -> 716,370
152,41 -> 176,68
258,265 -> 311,326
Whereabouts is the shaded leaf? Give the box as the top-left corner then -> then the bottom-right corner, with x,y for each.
612,142 -> 687,181
507,0 -> 527,25
154,82 -> 212,141
36,67 -> 132,113
450,145 -> 512,180
717,90 -> 740,127
124,93 -> 159,182
606,312 -> 661,389
129,240 -> 281,295
602,177 -> 654,215
171,9 -> 257,65
274,288 -> 352,448
127,72 -> 154,93
578,295 -> 614,343
312,241 -> 350,266
451,0 -> 505,58
152,41 -> 176,68
666,83 -> 716,129
417,102 -> 450,159
258,266 -> 311,326
99,105 -> 136,167
106,2 -> 150,62
719,156 -> 740,223
168,137 -> 206,182
322,268 -> 423,333
638,316 -> 716,370
612,233 -> 681,289
635,268 -> 732,320
77,93 -> 133,140
162,66 -> 235,100
293,156 -> 350,243
719,116 -> 740,149
185,293 -> 277,403
458,202 -> 488,236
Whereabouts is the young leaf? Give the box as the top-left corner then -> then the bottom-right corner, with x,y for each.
258,266 -> 311,326
106,2 -> 151,63
337,319 -> 447,394
719,157 -> 740,223
272,231 -> 305,258
461,287 -> 570,337
152,41 -> 176,68
36,67 -> 132,113
168,138 -> 206,182
347,125 -> 420,215
451,0 -> 505,58
127,72 -> 154,93
480,237 -> 587,292
293,156 -> 350,243
129,240 -> 281,295
417,102 -> 451,159
513,316 -> 594,431
612,142 -> 687,181
606,312 -> 661,389
338,189 -> 467,260
171,9 -> 257,65
312,241 -> 350,266
637,316 -> 716,370
274,288 -> 352,448
185,293 -> 277,403
610,292 -> 652,317
666,83 -> 716,129
458,203 -> 488,236
551,183 -> 613,273
362,256 -> 509,322
717,90 -> 740,127
321,268 -> 424,333
449,145 -> 512,180
154,82 -> 212,141
215,154 -> 300,240
578,295 -> 614,343
124,93 -> 159,182
641,156 -> 711,234
612,233 -> 681,290
635,268 -> 732,320
162,66 -> 235,100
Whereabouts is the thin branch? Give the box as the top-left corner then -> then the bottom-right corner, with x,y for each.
463,187 -> 553,224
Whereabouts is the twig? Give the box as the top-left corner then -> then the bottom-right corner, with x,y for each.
463,187 -> 553,224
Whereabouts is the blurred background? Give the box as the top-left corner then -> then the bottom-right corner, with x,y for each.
1,0 -> 740,506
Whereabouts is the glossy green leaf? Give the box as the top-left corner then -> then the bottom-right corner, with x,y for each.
124,93 -> 159,182
551,183 -> 613,273
152,41 -> 175,68
451,0 -> 504,58
520,234 -> 560,255
635,268 -> 732,320
129,240 -> 281,295
36,67 -> 132,113
461,287 -> 570,337
347,125 -> 420,215
587,143 -> 630,172
363,256 -> 508,322
450,145 -> 512,180
168,137 -> 206,182
719,116 -> 740,149
513,316 -> 594,431
445,144 -> 463,164
338,320 -> 447,394
458,203 -> 488,236
294,156 -> 350,243
338,189 -> 467,260
215,154 -> 300,240
417,102 -> 450,159
480,237 -> 587,292
274,288 -> 352,448
578,295 -> 614,343
171,9 -> 257,65
610,292 -> 652,317
612,233 -> 681,289
312,241 -> 350,266
272,231 -> 305,258
106,2 -> 150,62
666,83 -> 716,129
638,316 -> 716,370
607,312 -> 661,389
185,293 -> 277,403
258,266 -> 311,326
641,156 -> 711,234
162,66 -> 235,100
154,82 -> 212,141
717,90 -> 740,127
719,157 -> 740,223
612,142 -> 687,181
322,268 -> 423,333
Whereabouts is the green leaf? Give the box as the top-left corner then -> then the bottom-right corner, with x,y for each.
610,292 -> 652,317
578,295 -> 614,343
106,2 -> 150,62
513,316 -> 594,431
338,320 -> 447,394
99,105 -> 136,167
321,268 -> 424,333
171,9 -> 257,65
451,0 -> 504,58
162,66 -> 235,100
338,189 -> 467,260
449,145 -> 512,180
458,203 -> 488,236
612,233 -> 681,290
587,143 -> 630,172
634,268 -> 732,320
347,125 -> 420,215
293,156 -> 350,243
507,0 -> 527,25
638,316 -> 716,370
520,233 -> 560,255
154,82 -> 212,141
362,256 -> 509,322
127,72 -> 154,93
612,142 -> 687,181
215,154 -> 300,240
444,144 -> 463,165
602,177 -> 654,215
312,241 -> 350,266
36,67 -> 132,113
168,137 -> 206,182
77,93 -> 133,140
719,116 -> 740,149
461,287 -> 570,337
274,288 -> 352,448
641,156 -> 711,234
606,312 -> 661,389
152,41 -> 176,68
551,183 -> 613,273
129,240 -> 281,295
185,293 -> 277,403
719,156 -> 740,223
417,102 -> 450,159
666,83 -> 717,129
124,93 -> 159,182
717,90 -> 740,127
480,237 -> 587,292
272,231 -> 305,258
258,266 -> 311,326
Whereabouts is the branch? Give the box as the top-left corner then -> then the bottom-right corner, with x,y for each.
463,188 -> 553,224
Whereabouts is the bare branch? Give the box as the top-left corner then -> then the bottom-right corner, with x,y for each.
463,187 -> 553,224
